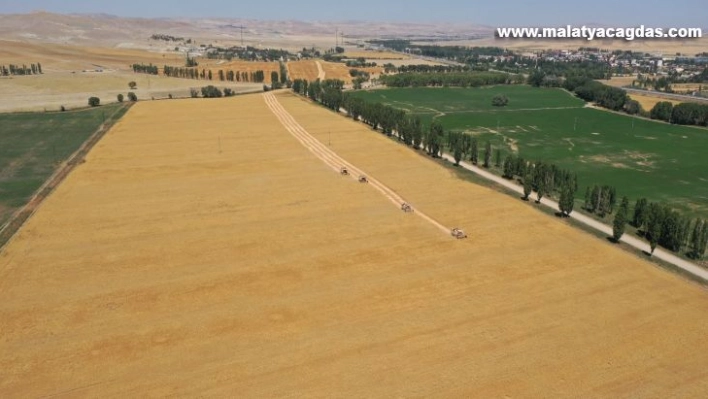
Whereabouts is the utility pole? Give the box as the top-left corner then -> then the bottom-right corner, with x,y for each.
335,28 -> 338,47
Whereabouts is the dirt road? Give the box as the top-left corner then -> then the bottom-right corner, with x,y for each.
315,61 -> 326,80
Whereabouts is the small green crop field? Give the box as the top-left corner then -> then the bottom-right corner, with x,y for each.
352,86 -> 708,218
0,104 -> 129,227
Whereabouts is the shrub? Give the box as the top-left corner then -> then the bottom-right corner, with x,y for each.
60,105 -> 66,112
491,94 -> 509,107
190,88 -> 199,98
223,88 -> 234,97
88,97 -> 100,107
201,85 -> 223,98
127,92 -> 138,102
117,93 -> 124,103
128,81 -> 137,89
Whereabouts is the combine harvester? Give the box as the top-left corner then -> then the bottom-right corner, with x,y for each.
451,228 -> 467,239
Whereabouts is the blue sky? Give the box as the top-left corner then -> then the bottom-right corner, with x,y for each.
3,0 -> 706,27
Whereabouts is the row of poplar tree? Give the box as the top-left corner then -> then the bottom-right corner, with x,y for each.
131,63 -> 267,83
1,63 -> 42,76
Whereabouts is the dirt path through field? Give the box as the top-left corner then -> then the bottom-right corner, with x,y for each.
315,61 -> 326,80
263,92 -> 450,235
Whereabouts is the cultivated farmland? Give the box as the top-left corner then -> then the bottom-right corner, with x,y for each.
2,91 -> 708,396
287,59 -> 321,81
0,104 -> 128,229
352,86 -> 708,218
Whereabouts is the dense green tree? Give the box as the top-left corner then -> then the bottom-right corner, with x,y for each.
650,101 -> 673,122
523,173 -> 533,201
527,70 -> 545,87
689,219 -> 707,259
623,99 -> 641,115
452,139 -> 463,165
632,198 -> 649,229
201,85 -> 223,98
117,93 -> 124,103
427,121 -> 445,157
494,148 -> 502,167
646,203 -> 665,255
612,197 -> 629,242
558,184 -> 575,216
88,97 -> 100,107
502,155 -> 515,179
470,138 -> 479,165
127,92 -> 138,101
483,141 -> 491,168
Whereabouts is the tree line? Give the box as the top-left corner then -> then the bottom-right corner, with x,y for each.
367,40 -> 508,61
626,199 -> 708,257
132,63 -> 159,75
649,101 -> 708,127
160,66 -> 266,83
1,63 -> 42,76
151,34 -> 187,42
380,71 -> 523,88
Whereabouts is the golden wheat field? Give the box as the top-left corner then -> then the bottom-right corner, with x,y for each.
629,93 -> 681,111
320,60 -> 356,82
287,59 -> 321,81
0,40 -> 182,72
2,91 -> 708,397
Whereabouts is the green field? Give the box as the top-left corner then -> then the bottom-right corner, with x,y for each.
353,86 -> 708,218
0,104 -> 128,227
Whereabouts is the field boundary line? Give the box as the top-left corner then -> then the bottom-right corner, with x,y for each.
0,103 -> 132,251
263,92 -> 451,236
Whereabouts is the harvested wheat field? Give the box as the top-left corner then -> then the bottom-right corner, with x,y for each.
320,61 -> 355,82
0,71 -> 263,112
629,93 -> 681,111
0,40 -> 182,72
287,59 -> 321,81
2,91 -> 708,397
197,60 -> 280,79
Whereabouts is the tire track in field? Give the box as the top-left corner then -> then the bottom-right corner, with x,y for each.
263,92 -> 451,236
